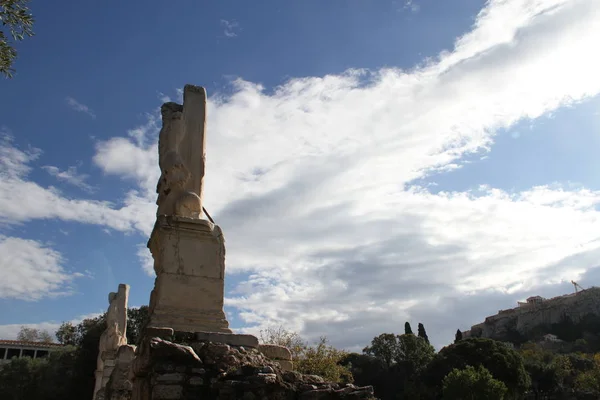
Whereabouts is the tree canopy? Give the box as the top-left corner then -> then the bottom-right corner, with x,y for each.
454,329 -> 463,344
0,0 -> 34,78
405,322 -> 413,335
423,338 -> 531,398
442,365 -> 508,400
417,323 -> 429,344
259,326 -> 352,383
17,326 -> 53,343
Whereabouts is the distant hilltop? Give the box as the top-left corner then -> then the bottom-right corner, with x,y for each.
462,285 -> 600,344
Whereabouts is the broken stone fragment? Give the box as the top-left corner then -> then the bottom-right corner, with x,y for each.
149,337 -> 202,365
257,344 -> 292,360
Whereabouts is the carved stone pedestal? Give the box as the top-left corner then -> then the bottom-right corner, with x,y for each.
147,215 -> 231,333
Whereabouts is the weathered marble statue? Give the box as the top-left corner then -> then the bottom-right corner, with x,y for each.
156,85 -> 207,219
146,84 -> 231,334
94,284 -> 130,400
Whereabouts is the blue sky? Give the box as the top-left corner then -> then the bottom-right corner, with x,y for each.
1,0 -> 600,350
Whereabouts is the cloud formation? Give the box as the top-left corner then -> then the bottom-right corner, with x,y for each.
89,0 -> 600,348
0,312 -> 103,341
42,165 -> 94,192
1,0 -> 600,350
220,19 -> 240,38
65,97 -> 96,119
0,236 -> 76,301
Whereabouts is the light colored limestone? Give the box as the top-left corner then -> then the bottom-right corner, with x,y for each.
147,216 -> 231,333
94,284 -> 130,400
257,344 -> 292,360
105,345 -> 136,400
156,85 -> 207,219
275,360 -> 294,372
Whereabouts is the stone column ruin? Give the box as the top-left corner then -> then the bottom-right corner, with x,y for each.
94,283 -> 130,400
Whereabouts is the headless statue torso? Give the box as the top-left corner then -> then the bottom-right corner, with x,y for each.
156,85 -> 208,219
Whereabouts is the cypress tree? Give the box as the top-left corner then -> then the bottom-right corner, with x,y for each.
404,322 -> 413,335
417,322 -> 429,344
454,329 -> 463,343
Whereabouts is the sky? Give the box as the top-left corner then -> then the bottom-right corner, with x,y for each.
0,0 -> 600,351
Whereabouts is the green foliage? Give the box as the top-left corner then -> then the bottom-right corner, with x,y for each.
259,325 -> 305,360
417,323 -> 429,344
295,337 -> 353,383
260,326 -> 352,383
574,353 -> 600,394
423,338 -> 531,398
16,326 -> 54,343
361,332 -> 435,399
442,365 -> 508,400
405,322 -> 413,335
55,322 -> 77,345
4,307 -> 148,400
363,333 -> 398,368
363,333 -> 434,371
0,356 -> 44,400
126,305 -> 149,345
0,0 -> 34,78
0,346 -> 79,400
340,353 -> 387,388
396,333 -> 436,374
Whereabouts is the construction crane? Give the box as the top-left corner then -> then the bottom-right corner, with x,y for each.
571,280 -> 586,294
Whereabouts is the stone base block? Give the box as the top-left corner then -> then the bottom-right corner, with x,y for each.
147,216 -> 232,334
195,331 -> 258,348
258,344 -> 292,360
148,304 -> 231,334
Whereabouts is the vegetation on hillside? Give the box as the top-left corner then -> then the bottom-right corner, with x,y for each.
2,312 -> 600,399
0,306 -> 149,400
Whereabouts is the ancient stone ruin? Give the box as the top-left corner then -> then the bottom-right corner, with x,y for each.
99,84 -> 375,400
94,284 -> 134,400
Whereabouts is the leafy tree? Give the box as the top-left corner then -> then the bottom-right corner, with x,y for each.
55,322 -> 78,346
340,353 -> 389,397
442,365 -> 508,400
423,338 -> 531,398
520,343 -> 562,395
417,323 -> 429,344
396,333 -> 435,374
405,322 -> 413,335
259,325 -> 305,360
362,332 -> 435,399
0,356 -> 44,399
295,336 -> 353,383
573,353 -> 600,394
454,329 -> 462,344
260,326 -> 352,383
0,346 -> 81,400
0,0 -> 34,78
0,306 -> 148,400
126,305 -> 149,345
17,326 -> 53,343
363,333 -> 398,368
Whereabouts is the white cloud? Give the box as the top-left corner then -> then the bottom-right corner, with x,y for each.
92,0 -> 600,348
65,97 -> 96,119
4,0 -> 600,348
220,19 -> 239,38
42,165 -> 94,192
0,312 -> 103,341
403,0 -> 420,13
0,134 -> 153,235
137,244 -> 154,277
0,236 -> 77,301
